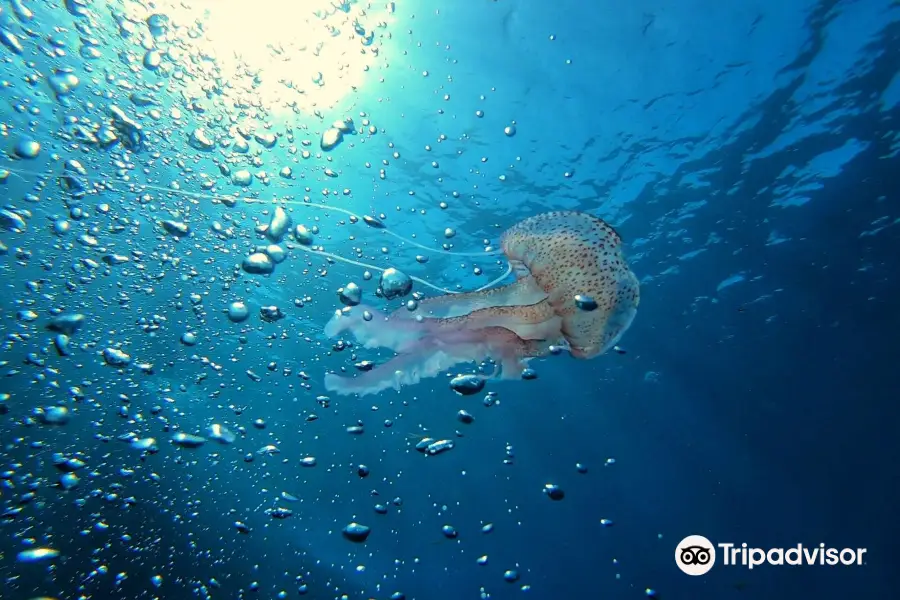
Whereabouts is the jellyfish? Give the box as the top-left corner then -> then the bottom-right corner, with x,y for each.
0,165 -> 636,398
324,211 -> 640,396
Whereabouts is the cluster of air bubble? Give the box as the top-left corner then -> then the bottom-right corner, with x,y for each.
0,1 -> 638,598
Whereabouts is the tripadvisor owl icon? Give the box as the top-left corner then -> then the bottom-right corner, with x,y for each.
676,535 -> 716,575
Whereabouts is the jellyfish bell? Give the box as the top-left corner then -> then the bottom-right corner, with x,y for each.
500,211 -> 640,358
323,210 -> 640,396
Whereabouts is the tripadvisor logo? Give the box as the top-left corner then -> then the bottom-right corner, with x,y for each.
676,535 -> 716,575
675,535 -> 867,575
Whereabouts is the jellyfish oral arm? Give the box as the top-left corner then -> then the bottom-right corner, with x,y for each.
323,325 -> 546,397
414,275 -> 547,318
324,276 -> 560,353
323,305 -> 428,352
324,334 -> 495,397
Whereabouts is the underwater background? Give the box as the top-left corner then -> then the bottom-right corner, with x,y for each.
0,0 -> 898,599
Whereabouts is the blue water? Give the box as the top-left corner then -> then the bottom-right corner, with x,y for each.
0,0 -> 897,599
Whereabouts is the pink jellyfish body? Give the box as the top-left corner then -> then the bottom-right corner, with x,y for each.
323,211 -> 640,396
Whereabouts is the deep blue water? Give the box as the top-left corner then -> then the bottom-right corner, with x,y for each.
0,1 -> 898,599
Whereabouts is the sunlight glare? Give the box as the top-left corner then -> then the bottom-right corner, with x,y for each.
126,0 -> 395,115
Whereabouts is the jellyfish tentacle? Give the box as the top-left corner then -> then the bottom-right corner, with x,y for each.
2,163 -> 507,296
296,246 -> 459,295
474,263 -> 512,292
0,163 -> 502,258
